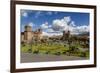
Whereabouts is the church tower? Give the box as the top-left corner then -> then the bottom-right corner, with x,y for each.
24,24 -> 33,43
62,30 -> 70,40
25,25 -> 32,32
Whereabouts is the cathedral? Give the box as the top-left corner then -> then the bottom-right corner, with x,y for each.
21,24 -> 43,43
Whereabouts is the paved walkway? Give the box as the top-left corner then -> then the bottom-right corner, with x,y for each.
21,53 -> 88,63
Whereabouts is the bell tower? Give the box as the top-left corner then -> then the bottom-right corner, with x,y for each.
25,25 -> 32,32
24,25 -> 33,43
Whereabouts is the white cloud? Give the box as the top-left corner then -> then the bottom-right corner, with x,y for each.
70,21 -> 76,27
21,24 -> 25,32
52,16 -> 89,35
47,11 -> 52,15
41,22 -> 50,29
76,25 -> 89,33
21,10 -> 28,17
35,11 -> 42,18
48,32 -> 62,37
41,22 -> 63,37
42,31 -> 62,37
27,15 -> 89,35
68,25 -> 89,35
41,24 -> 48,29
46,28 -> 54,33
63,16 -> 71,23
52,16 -> 70,31
28,22 -> 34,27
42,31 -> 49,36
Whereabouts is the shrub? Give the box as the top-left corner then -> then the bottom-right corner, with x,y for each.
81,52 -> 86,57
62,51 -> 67,54
68,45 -> 80,54
21,44 -> 30,53
54,52 -> 61,55
39,50 -> 49,54
85,50 -> 89,58
33,50 -> 39,54
45,51 -> 50,54
28,49 -> 32,53
78,51 -> 86,57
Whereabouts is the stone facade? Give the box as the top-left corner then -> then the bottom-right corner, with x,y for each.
62,30 -> 70,40
21,25 -> 42,43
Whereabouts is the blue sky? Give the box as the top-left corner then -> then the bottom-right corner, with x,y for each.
20,9 -> 90,35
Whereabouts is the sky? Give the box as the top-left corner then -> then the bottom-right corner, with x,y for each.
20,9 -> 90,36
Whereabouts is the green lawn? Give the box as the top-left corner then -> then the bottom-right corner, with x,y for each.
21,43 -> 89,58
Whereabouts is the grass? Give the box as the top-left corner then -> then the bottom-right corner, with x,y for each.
21,43 -> 89,58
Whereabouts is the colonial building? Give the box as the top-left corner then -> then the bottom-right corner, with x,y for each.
21,24 -> 43,43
